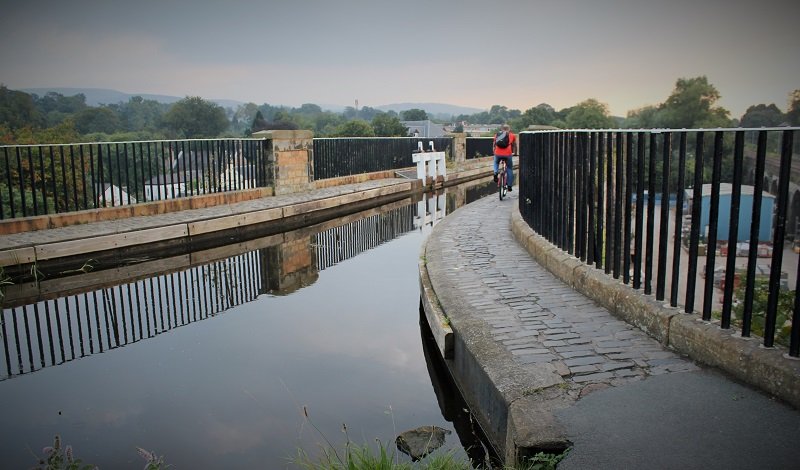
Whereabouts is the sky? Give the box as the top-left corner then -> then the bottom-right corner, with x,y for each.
1,0 -> 798,118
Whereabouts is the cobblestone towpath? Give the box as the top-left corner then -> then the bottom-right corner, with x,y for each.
422,189 -> 800,469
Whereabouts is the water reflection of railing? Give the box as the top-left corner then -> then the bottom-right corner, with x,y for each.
0,199 -> 427,381
314,202 -> 416,271
1,251 -> 263,380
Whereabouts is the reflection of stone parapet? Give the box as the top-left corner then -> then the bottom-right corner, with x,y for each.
261,238 -> 318,296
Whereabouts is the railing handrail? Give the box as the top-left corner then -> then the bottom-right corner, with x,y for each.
524,126 -> 800,134
0,137 -> 268,149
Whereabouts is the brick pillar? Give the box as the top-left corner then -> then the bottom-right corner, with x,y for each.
451,133 -> 467,165
258,237 -> 319,295
253,130 -> 314,195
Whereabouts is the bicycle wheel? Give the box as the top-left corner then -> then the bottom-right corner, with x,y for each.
498,165 -> 507,200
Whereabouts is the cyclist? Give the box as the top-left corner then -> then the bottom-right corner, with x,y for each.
493,124 -> 516,192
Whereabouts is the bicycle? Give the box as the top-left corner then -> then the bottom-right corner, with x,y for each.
497,157 -> 508,200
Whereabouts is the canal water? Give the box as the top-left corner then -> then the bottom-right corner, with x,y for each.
0,179 -> 497,469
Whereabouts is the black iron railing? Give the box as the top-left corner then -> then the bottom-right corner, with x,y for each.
466,137 -> 494,159
0,139 -> 270,219
0,199 -> 421,380
312,137 -> 452,180
519,128 -> 800,356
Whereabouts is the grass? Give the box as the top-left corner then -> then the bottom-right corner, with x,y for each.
292,405 -> 569,470
293,442 -> 569,470
30,435 -> 169,470
293,440 -> 472,470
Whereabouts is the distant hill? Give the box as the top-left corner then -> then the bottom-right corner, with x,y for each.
16,88 -> 483,117
376,102 -> 483,118
20,87 -> 244,109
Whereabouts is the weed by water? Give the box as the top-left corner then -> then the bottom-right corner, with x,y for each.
514,449 -> 570,470
30,435 -> 170,470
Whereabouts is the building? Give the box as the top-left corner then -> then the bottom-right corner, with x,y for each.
401,120 -> 447,138
688,183 -> 775,242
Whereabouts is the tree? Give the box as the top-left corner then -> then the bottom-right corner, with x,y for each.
740,104 -> 785,127
296,103 -> 322,115
74,107 -> 121,134
510,103 -> 557,130
371,112 -> 408,136
250,110 -> 269,132
0,85 -> 43,130
400,108 -> 428,121
113,96 -> 166,133
565,99 -> 616,129
357,106 -> 380,121
231,102 -> 259,134
330,119 -> 375,137
656,76 -> 731,128
624,105 -> 659,128
162,96 -> 229,138
787,89 -> 800,126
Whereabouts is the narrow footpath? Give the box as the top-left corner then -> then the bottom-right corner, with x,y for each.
422,189 -> 800,469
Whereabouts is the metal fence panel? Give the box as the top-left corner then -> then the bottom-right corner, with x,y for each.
519,128 -> 800,357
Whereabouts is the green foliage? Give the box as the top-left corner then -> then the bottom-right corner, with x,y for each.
331,119 -> 375,137
659,76 -> 731,128
401,108 -> 428,121
564,99 -> 616,129
250,110 -> 270,132
514,450 -> 569,470
509,103 -> 558,130
740,103 -> 785,127
372,113 -> 409,136
787,89 -> 800,126
0,85 -> 43,129
624,76 -> 734,129
74,107 -> 121,134
624,105 -> 659,128
733,277 -> 794,346
1,77 -> 793,146
162,96 -> 229,138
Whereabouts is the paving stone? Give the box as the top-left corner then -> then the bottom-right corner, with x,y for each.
594,347 -> 627,355
564,356 -> 606,367
546,332 -> 581,341
600,361 -> 637,372
571,372 -> 615,383
569,365 -> 600,375
554,343 -> 595,353
559,349 -> 597,359
510,330 -> 540,339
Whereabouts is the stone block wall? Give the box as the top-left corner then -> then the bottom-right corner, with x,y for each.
252,129 -> 313,195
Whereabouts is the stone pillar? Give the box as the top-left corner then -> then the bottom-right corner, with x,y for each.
252,129 -> 314,196
451,133 -> 467,165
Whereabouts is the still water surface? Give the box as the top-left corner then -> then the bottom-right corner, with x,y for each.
0,181 -> 496,468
